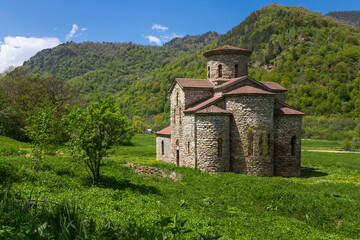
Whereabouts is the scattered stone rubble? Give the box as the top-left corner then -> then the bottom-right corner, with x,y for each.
124,163 -> 182,180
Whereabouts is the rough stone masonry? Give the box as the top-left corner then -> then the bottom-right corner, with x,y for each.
156,45 -> 304,177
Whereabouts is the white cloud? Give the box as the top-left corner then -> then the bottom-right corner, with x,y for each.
144,24 -> 182,46
152,24 -> 168,31
0,36 -> 61,73
146,36 -> 162,46
65,24 -> 87,41
65,24 -> 79,40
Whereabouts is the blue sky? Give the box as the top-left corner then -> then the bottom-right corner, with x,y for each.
1,0 -> 360,72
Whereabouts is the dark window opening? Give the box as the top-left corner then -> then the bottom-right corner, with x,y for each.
173,109 -> 176,123
207,66 -> 210,78
248,131 -> 253,156
188,141 -> 190,154
161,141 -> 164,155
179,109 -> 182,124
176,150 -> 180,166
259,134 -> 263,156
218,64 -> 222,78
234,64 -> 238,78
217,138 -> 223,157
176,92 -> 179,105
291,136 -> 296,156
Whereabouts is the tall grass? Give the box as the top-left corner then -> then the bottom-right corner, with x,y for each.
0,189 -> 90,239
0,134 -> 359,239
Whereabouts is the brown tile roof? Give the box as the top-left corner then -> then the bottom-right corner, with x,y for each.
275,100 -> 304,115
155,126 -> 171,135
184,96 -> 223,112
262,82 -> 287,91
203,45 -> 252,58
195,105 -> 230,114
176,78 -> 214,88
213,76 -> 248,90
225,85 -> 274,95
169,78 -> 214,92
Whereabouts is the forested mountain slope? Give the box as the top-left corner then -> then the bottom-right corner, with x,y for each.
116,5 -> 360,118
23,32 -> 220,100
326,11 -> 360,27
22,4 -> 360,139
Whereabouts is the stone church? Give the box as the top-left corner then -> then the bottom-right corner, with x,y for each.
156,45 -> 303,177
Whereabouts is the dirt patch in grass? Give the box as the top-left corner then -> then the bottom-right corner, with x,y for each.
124,163 -> 182,180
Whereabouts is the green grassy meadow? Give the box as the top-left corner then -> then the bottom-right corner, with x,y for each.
1,134 -> 359,239
302,139 -> 360,152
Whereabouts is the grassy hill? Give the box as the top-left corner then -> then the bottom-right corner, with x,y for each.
18,4 -> 360,140
1,134 -> 359,239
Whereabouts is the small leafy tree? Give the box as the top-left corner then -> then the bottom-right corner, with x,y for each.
25,106 -> 56,171
352,137 -> 360,149
342,138 -> 352,151
132,115 -> 147,133
64,95 -> 132,184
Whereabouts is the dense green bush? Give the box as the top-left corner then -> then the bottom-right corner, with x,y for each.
0,145 -> 25,157
0,160 -> 18,184
303,115 -> 360,140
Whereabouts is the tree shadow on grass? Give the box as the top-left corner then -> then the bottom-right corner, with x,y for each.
300,167 -> 328,178
82,175 -> 160,195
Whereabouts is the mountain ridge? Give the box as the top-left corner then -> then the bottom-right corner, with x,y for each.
21,4 -> 360,139
326,11 -> 360,27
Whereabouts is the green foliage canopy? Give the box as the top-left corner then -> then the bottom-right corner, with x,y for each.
63,95 -> 133,183
25,106 -> 56,170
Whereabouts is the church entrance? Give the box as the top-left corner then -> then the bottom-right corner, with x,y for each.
176,150 -> 180,166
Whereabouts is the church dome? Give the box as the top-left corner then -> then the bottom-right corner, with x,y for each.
203,45 -> 252,58
204,45 -> 252,80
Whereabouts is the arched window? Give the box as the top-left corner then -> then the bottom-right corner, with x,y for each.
259,133 -> 263,156
176,140 -> 180,166
234,64 -> 239,78
179,109 -> 182,124
218,64 -> 222,78
291,136 -> 296,156
176,92 -> 179,105
207,66 -> 210,78
217,138 -> 223,157
161,141 -> 164,155
248,131 -> 253,156
188,141 -> 190,154
173,109 -> 176,123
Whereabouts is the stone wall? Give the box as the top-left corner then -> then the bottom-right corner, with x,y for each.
274,115 -> 302,177
156,135 -> 171,162
184,89 -> 214,108
225,95 -> 274,176
207,54 -> 249,79
274,92 -> 286,102
196,114 -> 230,172
182,114 -> 196,168
170,84 -> 185,166
170,83 -> 214,166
